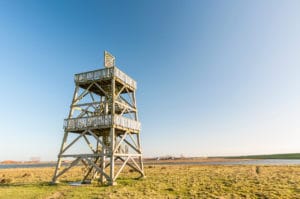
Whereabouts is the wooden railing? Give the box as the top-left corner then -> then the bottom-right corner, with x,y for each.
64,115 -> 141,131
74,67 -> 137,89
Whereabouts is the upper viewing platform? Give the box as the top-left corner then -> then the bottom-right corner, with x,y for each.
74,67 -> 137,90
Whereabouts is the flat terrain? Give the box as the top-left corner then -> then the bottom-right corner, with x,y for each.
221,153 -> 300,160
0,165 -> 300,198
144,157 -> 251,164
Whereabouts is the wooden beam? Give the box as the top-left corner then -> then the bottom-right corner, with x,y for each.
113,156 -> 130,181
69,86 -> 79,118
116,85 -> 126,98
110,77 -> 116,184
122,138 -> 141,153
128,132 -> 139,149
114,153 -> 142,156
84,157 -> 110,180
115,100 -> 136,112
114,131 -> 128,153
130,156 -> 143,173
72,101 -> 100,108
117,156 -> 141,174
82,157 -> 100,182
61,130 -> 87,154
55,157 -> 81,179
60,153 -> 104,158
119,95 -> 134,108
88,129 -> 104,147
74,83 -> 94,104
83,135 -> 96,153
94,82 -> 109,98
52,131 -> 69,183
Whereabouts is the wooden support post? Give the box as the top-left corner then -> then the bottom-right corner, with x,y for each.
100,153 -> 106,184
109,76 -> 116,185
52,131 -> 69,183
137,133 -> 145,177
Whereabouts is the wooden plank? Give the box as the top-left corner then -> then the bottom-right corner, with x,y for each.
72,101 -> 100,107
60,153 -> 104,158
114,153 -> 142,156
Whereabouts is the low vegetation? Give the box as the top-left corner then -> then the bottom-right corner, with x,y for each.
0,165 -> 300,198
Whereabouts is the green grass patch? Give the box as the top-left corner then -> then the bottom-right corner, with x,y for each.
1,165 -> 300,198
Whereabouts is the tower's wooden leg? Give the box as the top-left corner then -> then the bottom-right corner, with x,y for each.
52,132 -> 68,183
100,155 -> 106,184
137,133 -> 145,177
109,127 -> 116,185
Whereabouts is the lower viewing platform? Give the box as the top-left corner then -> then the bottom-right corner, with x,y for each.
64,115 -> 141,132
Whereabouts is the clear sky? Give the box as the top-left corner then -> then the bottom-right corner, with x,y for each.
0,0 -> 299,161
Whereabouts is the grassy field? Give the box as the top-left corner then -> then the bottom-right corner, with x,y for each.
0,165 -> 300,198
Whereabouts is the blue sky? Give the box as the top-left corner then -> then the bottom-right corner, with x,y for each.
0,1 -> 299,161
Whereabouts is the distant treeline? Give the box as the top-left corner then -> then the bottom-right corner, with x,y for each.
217,153 -> 300,159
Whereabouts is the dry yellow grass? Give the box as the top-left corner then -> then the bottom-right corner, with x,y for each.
0,165 -> 300,198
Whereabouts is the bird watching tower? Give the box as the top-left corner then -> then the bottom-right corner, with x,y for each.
52,51 -> 145,185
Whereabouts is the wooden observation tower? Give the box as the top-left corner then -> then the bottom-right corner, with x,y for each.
52,51 -> 144,185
